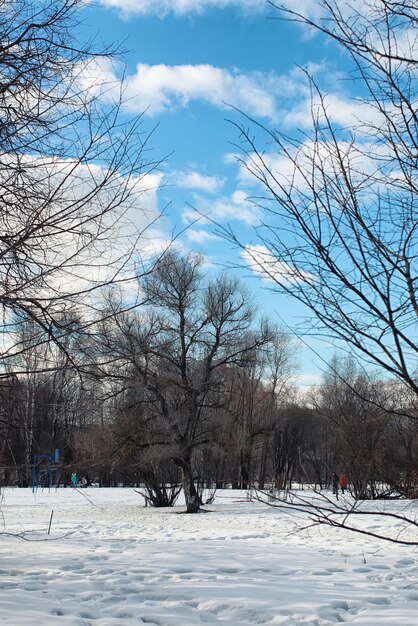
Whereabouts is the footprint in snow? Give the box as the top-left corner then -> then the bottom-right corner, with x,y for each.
365,596 -> 391,605
394,558 -> 414,567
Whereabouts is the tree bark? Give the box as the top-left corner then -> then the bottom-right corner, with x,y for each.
179,454 -> 200,513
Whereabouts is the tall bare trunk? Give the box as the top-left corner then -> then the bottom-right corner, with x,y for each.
179,454 -> 200,513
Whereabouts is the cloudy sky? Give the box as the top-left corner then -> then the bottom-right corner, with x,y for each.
79,0 -> 361,389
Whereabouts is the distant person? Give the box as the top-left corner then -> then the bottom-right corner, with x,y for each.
81,476 -> 87,488
332,472 -> 339,499
70,472 -> 77,488
339,472 -> 347,495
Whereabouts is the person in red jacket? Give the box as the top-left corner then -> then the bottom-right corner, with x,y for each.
339,472 -> 347,494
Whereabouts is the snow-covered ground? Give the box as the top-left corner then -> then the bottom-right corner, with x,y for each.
0,487 -> 417,625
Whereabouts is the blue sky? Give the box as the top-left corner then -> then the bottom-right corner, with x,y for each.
79,0 -> 359,390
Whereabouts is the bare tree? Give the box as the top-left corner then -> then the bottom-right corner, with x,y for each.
222,0 -> 418,401
98,251 -> 271,512
214,327 -> 298,489
258,486 -> 418,546
313,355 -> 392,499
219,0 -> 418,542
0,316 -> 103,485
0,0 -> 162,376
215,360 -> 272,490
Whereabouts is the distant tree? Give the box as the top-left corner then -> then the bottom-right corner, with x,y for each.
215,362 -> 271,490
0,374 -> 20,484
215,328 -> 298,489
269,414 -> 304,491
313,356 -> 391,499
0,318 -> 102,485
375,385 -> 418,498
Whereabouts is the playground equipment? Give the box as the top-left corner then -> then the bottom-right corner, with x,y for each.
32,448 -> 60,492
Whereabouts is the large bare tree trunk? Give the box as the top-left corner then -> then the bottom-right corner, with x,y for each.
179,454 -> 200,513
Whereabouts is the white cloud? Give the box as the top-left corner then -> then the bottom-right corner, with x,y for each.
292,373 -> 322,396
295,373 -> 321,387
79,57 -> 375,129
173,170 -> 225,193
74,56 -> 122,102
237,150 -> 299,189
96,0 -> 386,34
223,152 -> 239,165
182,190 -> 262,227
99,0 -> 267,18
242,244 -> 314,285
77,59 -> 281,119
186,229 -> 221,244
121,63 -> 278,119
283,92 -> 378,129
267,0 -> 330,23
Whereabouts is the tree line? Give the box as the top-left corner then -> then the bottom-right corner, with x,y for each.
1,253 -> 418,512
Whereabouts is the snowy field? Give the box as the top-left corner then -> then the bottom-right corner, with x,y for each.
0,488 -> 418,625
